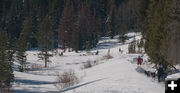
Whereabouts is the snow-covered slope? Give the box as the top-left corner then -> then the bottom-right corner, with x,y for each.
12,32 -> 165,93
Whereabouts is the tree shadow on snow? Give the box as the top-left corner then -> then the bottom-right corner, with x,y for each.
14,78 -> 56,85
13,89 -> 58,93
59,78 -> 107,92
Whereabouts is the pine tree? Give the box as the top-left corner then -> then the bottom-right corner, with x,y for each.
136,0 -> 149,33
86,40 -> 91,52
0,30 -> 14,92
88,10 -> 100,49
16,36 -> 27,72
15,17 -> 34,72
77,3 -> 91,50
22,17 -> 33,48
59,1 -> 75,51
71,29 -> 80,52
119,23 -> 127,43
144,0 -> 171,69
36,16 -> 54,68
49,0 -> 64,48
107,0 -> 116,39
7,0 -> 23,40
161,0 -> 180,65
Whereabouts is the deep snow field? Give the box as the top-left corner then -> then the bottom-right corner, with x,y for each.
12,32 -> 166,93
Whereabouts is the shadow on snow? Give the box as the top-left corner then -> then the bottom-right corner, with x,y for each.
59,78 -> 107,92
14,78 -> 56,85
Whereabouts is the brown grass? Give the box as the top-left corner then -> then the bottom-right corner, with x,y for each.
55,70 -> 79,90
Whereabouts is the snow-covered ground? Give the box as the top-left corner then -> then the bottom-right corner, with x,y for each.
12,32 -> 165,93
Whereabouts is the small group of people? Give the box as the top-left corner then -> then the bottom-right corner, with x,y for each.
136,56 -> 167,82
157,64 -> 167,82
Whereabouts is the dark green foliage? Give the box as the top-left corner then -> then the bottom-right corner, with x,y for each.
119,23 -> 127,43
59,2 -> 100,51
144,0 -> 170,68
86,40 -> 91,51
0,30 -> 14,92
21,17 -> 34,49
107,1 -> 116,39
161,0 -> 180,65
16,37 -> 27,72
1,0 -> 138,51
136,0 -> 149,32
58,1 -> 75,50
15,17 -> 35,72
71,29 -> 80,53
137,0 -> 180,70
36,16 -> 54,68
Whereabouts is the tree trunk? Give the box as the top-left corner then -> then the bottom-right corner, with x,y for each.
45,51 -> 47,68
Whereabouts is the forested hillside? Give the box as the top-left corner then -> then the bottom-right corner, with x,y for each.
0,0 -> 137,50
137,0 -> 180,68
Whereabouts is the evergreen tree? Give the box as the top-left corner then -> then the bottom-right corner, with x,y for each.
0,30 -> 14,92
36,16 -> 54,68
78,3 -> 91,50
15,17 -> 34,72
88,10 -> 100,49
22,17 -> 34,48
136,0 -> 149,33
144,0 -> 171,69
86,40 -> 91,52
161,0 -> 180,65
119,23 -> 127,43
107,0 -> 116,39
16,36 -> 27,72
59,1 -> 75,51
49,0 -> 64,48
71,28 -> 80,52
7,0 -> 23,41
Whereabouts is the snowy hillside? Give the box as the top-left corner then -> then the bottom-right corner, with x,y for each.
12,32 -> 165,93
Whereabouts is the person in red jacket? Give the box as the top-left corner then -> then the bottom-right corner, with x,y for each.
137,56 -> 142,65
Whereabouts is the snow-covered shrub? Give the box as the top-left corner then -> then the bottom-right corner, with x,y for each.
82,60 -> 99,69
102,50 -> 113,60
24,63 -> 44,71
103,54 -> 113,59
83,60 -> 93,69
55,70 -> 79,90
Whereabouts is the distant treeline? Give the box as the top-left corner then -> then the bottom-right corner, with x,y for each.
0,0 -> 137,51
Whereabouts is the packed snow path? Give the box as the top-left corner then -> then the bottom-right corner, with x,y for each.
13,33 -> 164,93
63,54 -> 164,93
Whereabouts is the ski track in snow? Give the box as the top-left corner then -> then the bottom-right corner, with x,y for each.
12,32 -> 165,93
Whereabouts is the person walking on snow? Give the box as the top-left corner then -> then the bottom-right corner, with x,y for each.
157,64 -> 164,82
119,48 -> 123,53
95,50 -> 99,55
119,48 -> 121,52
137,56 -> 143,65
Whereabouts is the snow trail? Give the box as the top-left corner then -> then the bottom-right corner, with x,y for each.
13,32 -> 164,93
